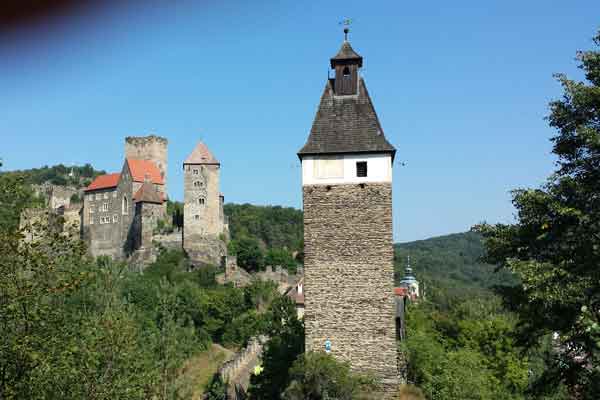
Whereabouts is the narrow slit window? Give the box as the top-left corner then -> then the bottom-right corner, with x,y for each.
356,161 -> 368,177
343,66 -> 350,77
198,198 -> 205,205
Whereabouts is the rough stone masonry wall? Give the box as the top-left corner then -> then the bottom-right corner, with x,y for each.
183,163 -> 225,265
84,187 -> 123,259
124,135 -> 168,193
218,335 -> 268,399
303,182 -> 400,395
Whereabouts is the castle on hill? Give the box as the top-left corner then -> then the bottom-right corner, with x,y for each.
81,135 -> 228,265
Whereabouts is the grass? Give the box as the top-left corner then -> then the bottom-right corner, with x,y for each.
179,343 -> 235,399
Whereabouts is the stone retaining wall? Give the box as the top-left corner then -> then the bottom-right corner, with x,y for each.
218,335 -> 268,399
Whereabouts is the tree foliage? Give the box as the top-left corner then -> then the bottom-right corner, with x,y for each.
249,296 -> 305,400
282,352 -> 376,400
1,163 -> 105,189
0,176 -> 280,398
225,203 -> 303,273
475,30 -> 600,398
224,203 -> 303,252
402,298 -> 563,400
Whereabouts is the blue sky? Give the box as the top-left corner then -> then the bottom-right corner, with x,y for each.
1,1 -> 598,242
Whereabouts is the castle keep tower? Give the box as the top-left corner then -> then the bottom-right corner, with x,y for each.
183,142 -> 227,265
125,135 -> 168,195
298,31 -> 399,394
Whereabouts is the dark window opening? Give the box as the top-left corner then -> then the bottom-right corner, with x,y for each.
356,161 -> 367,177
343,66 -> 350,77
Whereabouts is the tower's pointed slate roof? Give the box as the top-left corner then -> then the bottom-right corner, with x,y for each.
133,182 -> 163,204
298,78 -> 396,159
330,41 -> 363,67
184,142 -> 220,165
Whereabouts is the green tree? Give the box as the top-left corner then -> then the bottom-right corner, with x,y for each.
205,375 -> 227,400
265,248 -> 298,273
0,173 -> 42,232
249,296 -> 305,400
476,30 -> 600,398
229,235 -> 264,272
224,203 -> 303,252
282,352 -> 375,400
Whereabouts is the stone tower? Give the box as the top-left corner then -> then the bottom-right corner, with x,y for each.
298,31 -> 400,396
183,142 -> 226,265
125,135 -> 168,195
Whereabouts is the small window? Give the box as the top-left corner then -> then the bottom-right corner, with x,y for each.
194,215 -> 200,221
113,215 -> 118,223
194,181 -> 200,187
102,203 -> 108,212
95,193 -> 101,200
103,193 -> 108,199
356,161 -> 367,177
112,192 -> 117,198
199,198 -> 205,205
122,196 -> 128,215
343,66 -> 350,76
193,169 -> 199,175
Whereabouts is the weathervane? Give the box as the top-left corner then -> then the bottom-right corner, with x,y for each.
339,18 -> 353,41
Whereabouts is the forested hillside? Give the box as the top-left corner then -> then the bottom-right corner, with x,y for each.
395,231 -> 518,305
223,203 -> 303,273
1,163 -> 106,189
224,203 -> 303,251
396,232 -> 566,399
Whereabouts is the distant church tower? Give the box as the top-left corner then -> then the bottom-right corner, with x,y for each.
183,142 -> 227,266
298,29 -> 400,395
400,255 -> 420,300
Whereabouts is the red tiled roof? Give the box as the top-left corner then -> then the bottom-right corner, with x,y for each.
394,287 -> 408,296
85,173 -> 120,192
133,182 -> 164,204
127,158 -> 164,185
184,142 -> 219,165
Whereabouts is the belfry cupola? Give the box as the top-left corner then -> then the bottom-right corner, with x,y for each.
330,28 -> 363,96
